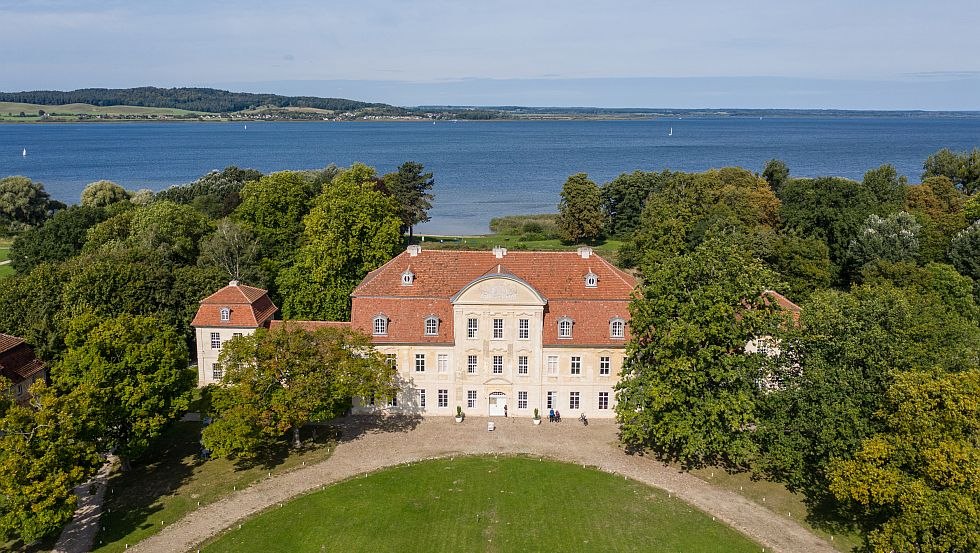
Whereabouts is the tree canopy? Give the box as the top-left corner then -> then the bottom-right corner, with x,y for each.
382,161 -> 434,239
80,180 -> 130,208
556,173 -> 606,243
0,176 -> 58,233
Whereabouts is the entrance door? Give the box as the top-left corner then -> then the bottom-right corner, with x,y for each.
488,392 -> 507,417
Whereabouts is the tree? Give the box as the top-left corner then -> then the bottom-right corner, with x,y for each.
0,263 -> 70,359
8,205 -> 109,273
157,166 -> 262,218
753,230 -> 832,301
949,221 -> 980,281
828,369 -> 980,553
127,201 -> 213,265
202,324 -> 396,457
922,147 -> 980,195
277,166 -> 402,321
382,161 -> 434,240
904,176 -> 968,263
762,159 -> 790,196
616,233 -> 783,468
0,176 -> 56,232
847,211 -> 921,269
600,171 -> 667,238
198,219 -> 260,281
0,382 -> 101,544
53,313 -> 194,469
862,164 -> 907,210
556,173 -> 605,243
80,180 -> 130,207
235,171 -> 317,261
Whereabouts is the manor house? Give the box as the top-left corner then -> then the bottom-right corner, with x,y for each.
193,245 -> 636,419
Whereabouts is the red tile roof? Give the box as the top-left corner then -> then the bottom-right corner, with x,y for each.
352,248 -> 637,346
191,281 -> 278,328
0,333 -> 46,384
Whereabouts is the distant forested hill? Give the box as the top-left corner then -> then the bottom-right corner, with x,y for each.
0,87 -> 399,113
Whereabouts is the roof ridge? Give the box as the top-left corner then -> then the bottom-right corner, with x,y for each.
594,255 -> 637,288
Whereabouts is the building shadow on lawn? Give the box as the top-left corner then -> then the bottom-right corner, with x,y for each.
329,413 -> 423,442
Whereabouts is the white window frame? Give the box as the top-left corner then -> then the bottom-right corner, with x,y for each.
418,388 -> 426,408
415,353 -> 426,372
385,353 -> 397,368
518,318 -> 529,339
401,270 -> 414,286
547,355 -> 558,375
373,315 -> 388,336
210,332 -> 221,349
467,354 -> 478,374
585,272 -> 598,288
492,318 -> 504,339
598,391 -> 609,410
610,318 -> 625,339
558,317 -> 573,339
492,355 -> 503,374
424,316 -> 439,336
547,391 -> 557,409
437,353 -> 448,373
387,394 -> 398,407
467,318 -> 478,338
517,355 -> 528,375
437,389 -> 448,408
599,356 -> 611,376
518,391 -> 528,409
467,390 -> 477,408
212,363 -> 223,380
219,307 -> 230,321
570,356 -> 581,375
569,391 -> 580,410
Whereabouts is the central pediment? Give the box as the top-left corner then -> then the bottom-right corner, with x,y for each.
450,273 -> 547,306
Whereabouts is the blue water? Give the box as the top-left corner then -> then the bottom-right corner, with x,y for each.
1,118 -> 978,234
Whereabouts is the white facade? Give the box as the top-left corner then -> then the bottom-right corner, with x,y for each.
194,326 -> 257,386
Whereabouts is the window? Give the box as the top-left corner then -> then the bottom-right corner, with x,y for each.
424,316 -> 439,336
547,355 -> 558,375
570,356 -> 581,375
401,269 -> 414,286
493,318 -> 504,339
600,356 -> 611,376
210,332 -> 221,349
368,393 -> 375,406
212,363 -> 223,380
385,353 -> 397,368
415,353 -> 426,372
547,391 -> 557,409
467,390 -> 477,409
438,389 -> 448,408
584,272 -> 598,288
492,355 -> 503,374
467,355 -> 478,374
373,316 -> 388,336
610,318 -> 625,339
518,319 -> 529,339
17,384 -> 23,396
437,354 -> 448,373
598,391 -> 609,410
558,317 -> 573,339
518,391 -> 528,409
518,355 -> 528,375
418,389 -> 426,408
220,307 -> 230,321
387,394 -> 398,407
569,391 -> 580,410
233,332 -> 243,339
467,318 -> 478,338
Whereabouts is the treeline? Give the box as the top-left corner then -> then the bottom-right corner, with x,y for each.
0,161 -> 433,544
0,87 -> 394,114
559,148 -> 979,552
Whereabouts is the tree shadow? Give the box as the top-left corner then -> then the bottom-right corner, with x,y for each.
329,413 -> 424,443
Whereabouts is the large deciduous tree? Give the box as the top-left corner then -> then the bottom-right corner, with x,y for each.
202,325 -> 397,457
277,164 -> 402,321
600,170 -> 667,238
127,200 -> 213,265
8,205 -> 109,273
53,313 -> 194,470
616,233 -> 783,468
0,176 -> 57,232
197,218 -> 260,281
235,171 -> 317,262
904,175 -> 968,264
847,211 -> 921,269
949,220 -> 980,281
556,173 -> 606,243
762,159 -> 790,196
382,161 -> 434,240
157,166 -> 263,218
922,147 -> 980,195
80,180 -> 130,208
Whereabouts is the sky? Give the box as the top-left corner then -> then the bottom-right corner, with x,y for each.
2,0 -> 979,109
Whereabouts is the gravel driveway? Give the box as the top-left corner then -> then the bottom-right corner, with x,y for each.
128,415 -> 836,553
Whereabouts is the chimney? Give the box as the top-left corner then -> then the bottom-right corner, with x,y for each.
407,244 -> 422,257
229,280 -> 240,287
577,246 -> 593,259
492,246 -> 507,259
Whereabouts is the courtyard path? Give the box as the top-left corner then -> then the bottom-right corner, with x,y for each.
129,416 -> 836,553
52,456 -> 117,553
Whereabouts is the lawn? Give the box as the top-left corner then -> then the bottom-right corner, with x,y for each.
419,235 -> 623,259
201,456 -> 762,553
92,422 -> 335,553
0,243 -> 12,280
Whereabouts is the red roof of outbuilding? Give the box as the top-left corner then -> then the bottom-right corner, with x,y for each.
191,281 -> 278,328
0,333 -> 46,384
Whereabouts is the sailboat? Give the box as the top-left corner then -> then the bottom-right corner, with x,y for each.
244,124 -> 247,131
668,127 -> 673,137
22,148 -> 27,157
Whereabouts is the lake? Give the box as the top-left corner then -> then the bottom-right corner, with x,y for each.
2,118 -> 978,234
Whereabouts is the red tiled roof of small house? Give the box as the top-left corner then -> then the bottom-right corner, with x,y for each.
191,280 -> 278,328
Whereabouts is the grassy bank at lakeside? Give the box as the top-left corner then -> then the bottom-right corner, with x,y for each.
0,101 -> 206,122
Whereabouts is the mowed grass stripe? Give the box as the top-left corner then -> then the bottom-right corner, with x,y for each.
202,456 -> 761,553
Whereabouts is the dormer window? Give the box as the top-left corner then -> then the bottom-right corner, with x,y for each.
610,318 -> 625,339
373,315 -> 389,336
401,269 -> 415,286
424,316 -> 439,336
220,307 -> 230,321
584,272 -> 598,288
558,317 -> 573,339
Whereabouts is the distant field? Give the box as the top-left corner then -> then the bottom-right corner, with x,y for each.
419,234 -> 623,259
0,101 -> 205,120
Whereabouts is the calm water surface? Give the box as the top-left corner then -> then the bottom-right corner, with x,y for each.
1,118 -> 978,234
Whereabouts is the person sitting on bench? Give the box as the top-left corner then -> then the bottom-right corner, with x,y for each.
554,410 -> 562,422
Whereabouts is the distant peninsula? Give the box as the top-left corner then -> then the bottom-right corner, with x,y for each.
2,87 -> 979,122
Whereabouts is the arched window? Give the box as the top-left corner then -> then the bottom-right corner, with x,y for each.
558,317 -> 573,339
219,307 -> 230,321
373,315 -> 389,336
401,269 -> 415,286
424,316 -> 439,336
610,318 -> 625,339
584,272 -> 598,288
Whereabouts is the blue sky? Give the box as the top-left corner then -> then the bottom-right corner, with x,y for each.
2,0 -> 979,109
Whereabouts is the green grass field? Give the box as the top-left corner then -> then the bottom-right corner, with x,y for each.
92,422 -> 335,553
0,242 -> 12,280
419,235 -> 623,259
201,456 -> 762,553
0,101 -> 205,121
